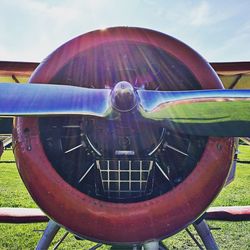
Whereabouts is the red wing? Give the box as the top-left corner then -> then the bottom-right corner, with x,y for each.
0,207 -> 48,223
206,206 -> 250,221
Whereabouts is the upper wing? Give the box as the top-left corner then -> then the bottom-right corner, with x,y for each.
1,60 -> 250,89
211,62 -> 250,89
0,61 -> 38,83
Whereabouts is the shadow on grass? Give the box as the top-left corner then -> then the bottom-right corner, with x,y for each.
237,160 -> 250,164
0,161 -> 16,164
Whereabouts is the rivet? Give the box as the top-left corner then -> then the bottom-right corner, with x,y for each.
217,143 -> 222,151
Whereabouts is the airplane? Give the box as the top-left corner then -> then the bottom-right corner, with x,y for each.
0,26 -> 250,249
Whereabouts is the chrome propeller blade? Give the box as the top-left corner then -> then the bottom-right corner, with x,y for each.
1,82 -> 250,137
138,89 -> 250,137
0,83 -> 111,118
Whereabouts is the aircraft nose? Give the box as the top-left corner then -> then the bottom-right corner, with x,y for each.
111,81 -> 138,112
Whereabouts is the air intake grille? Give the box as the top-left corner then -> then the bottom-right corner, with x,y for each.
96,160 -> 154,200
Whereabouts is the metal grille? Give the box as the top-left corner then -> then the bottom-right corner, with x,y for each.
96,160 -> 154,200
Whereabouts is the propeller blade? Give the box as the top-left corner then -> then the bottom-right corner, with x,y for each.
138,89 -> 250,137
0,83 -> 111,118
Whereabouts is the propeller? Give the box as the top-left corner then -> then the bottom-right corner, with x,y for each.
0,83 -> 111,117
0,82 -> 250,137
137,89 -> 250,137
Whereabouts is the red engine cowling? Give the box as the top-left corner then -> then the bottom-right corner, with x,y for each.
13,27 -> 234,244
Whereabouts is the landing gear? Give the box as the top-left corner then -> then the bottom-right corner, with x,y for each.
110,241 -> 167,250
36,220 -> 60,250
193,220 -> 219,250
36,219 -> 218,250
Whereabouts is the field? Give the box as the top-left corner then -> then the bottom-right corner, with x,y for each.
0,146 -> 249,250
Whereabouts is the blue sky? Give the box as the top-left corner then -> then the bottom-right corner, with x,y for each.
1,0 -> 250,62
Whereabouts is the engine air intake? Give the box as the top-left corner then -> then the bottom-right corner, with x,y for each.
95,160 -> 154,201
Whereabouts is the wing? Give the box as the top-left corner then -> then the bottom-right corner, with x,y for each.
206,206 -> 250,221
211,62 -> 250,89
1,61 -> 250,87
0,61 -> 38,83
0,208 -> 48,223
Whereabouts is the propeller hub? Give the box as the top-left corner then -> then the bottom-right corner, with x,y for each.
111,81 -> 138,112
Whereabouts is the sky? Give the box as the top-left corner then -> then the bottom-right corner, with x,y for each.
0,0 -> 250,62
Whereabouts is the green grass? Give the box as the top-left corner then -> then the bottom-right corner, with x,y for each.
142,101 -> 250,123
0,148 -> 249,249
238,144 -> 250,162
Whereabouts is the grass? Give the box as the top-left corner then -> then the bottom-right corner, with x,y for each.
142,101 -> 250,123
0,148 -> 249,249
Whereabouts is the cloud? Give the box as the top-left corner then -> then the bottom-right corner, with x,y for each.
0,0 -> 249,61
189,1 -> 239,27
189,1 -> 210,26
1,0 -> 133,61
206,20 -> 250,61
0,0 -> 97,61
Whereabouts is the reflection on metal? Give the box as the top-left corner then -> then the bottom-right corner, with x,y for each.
0,83 -> 250,137
148,128 -> 165,156
0,83 -> 111,118
143,241 -> 159,250
115,150 -> 135,156
193,220 -> 219,250
85,135 -> 102,156
78,163 -> 95,183
225,138 -> 238,185
62,125 -> 80,128
138,89 -> 250,137
163,141 -> 190,158
65,143 -> 84,154
36,220 -> 60,250
155,162 -> 171,182
111,81 -> 138,112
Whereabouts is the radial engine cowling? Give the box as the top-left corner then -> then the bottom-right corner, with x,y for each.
13,27 -> 234,244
